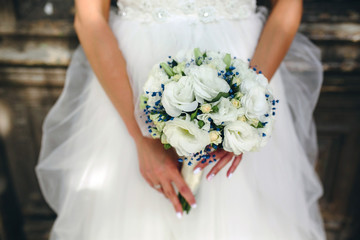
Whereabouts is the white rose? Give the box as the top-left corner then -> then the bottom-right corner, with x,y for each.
241,86 -> 269,119
200,103 -> 212,113
161,76 -> 198,117
209,130 -> 222,145
198,97 -> 239,125
186,65 -> 230,103
223,121 -> 261,155
162,117 -> 211,156
143,64 -> 171,94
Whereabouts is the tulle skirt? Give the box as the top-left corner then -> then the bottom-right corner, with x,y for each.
35,7 -> 326,240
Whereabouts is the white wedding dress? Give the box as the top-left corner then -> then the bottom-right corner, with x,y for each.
35,0 -> 327,239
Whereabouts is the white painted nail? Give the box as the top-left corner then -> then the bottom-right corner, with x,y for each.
191,203 -> 197,209
176,212 -> 182,219
207,173 -> 215,181
228,173 -> 233,179
193,167 -> 201,174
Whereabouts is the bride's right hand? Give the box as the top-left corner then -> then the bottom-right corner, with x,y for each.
135,136 -> 196,217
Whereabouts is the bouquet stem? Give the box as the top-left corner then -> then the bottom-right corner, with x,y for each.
178,193 -> 191,214
179,160 -> 203,214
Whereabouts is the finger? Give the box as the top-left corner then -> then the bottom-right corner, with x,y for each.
193,149 -> 227,174
227,154 -> 243,179
161,180 -> 183,218
206,153 -> 235,181
144,172 -> 164,194
171,171 -> 196,208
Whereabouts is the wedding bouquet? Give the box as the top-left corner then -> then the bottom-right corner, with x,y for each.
140,48 -> 278,213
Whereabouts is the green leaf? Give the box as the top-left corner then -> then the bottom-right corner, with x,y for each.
211,92 -> 230,102
139,95 -> 149,110
257,121 -> 264,128
194,48 -> 203,66
223,53 -> 231,70
178,193 -> 191,214
251,121 -> 264,129
160,62 -> 175,77
190,109 -> 199,121
198,120 -> 205,129
164,144 -> 172,150
211,105 -> 219,113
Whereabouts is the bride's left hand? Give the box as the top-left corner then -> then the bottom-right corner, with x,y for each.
193,149 -> 243,181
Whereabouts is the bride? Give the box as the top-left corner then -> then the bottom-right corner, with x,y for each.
35,0 -> 327,239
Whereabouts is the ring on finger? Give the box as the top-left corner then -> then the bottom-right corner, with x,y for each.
153,184 -> 162,189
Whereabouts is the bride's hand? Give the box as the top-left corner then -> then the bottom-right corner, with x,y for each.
135,137 -> 196,217
193,149 -> 243,180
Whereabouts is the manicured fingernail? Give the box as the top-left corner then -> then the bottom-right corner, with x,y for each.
207,173 -> 215,181
193,167 -> 201,174
176,212 -> 182,219
191,203 -> 197,209
228,173 -> 233,179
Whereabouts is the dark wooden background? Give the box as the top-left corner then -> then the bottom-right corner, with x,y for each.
0,0 -> 359,239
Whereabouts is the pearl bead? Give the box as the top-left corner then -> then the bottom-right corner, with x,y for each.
203,12 -> 209,17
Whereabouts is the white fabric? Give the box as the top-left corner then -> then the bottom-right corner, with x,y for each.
117,0 -> 256,23
35,2 -> 326,239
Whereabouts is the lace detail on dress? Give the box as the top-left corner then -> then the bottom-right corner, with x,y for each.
116,0 -> 257,23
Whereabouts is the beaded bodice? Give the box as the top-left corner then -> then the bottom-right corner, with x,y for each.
116,0 -> 257,23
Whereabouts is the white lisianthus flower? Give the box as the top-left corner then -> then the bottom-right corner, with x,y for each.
223,121 -> 261,155
162,117 -> 210,156
205,50 -> 227,71
209,130 -> 222,145
162,76 -> 198,117
186,65 -> 230,103
240,77 -> 258,93
200,103 -> 212,113
143,64 -> 171,93
197,97 -> 239,125
241,86 -> 269,119
232,58 -> 250,73
255,73 -> 269,88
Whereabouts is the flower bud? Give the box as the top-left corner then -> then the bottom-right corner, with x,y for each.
200,103 -> 212,113
231,99 -> 241,108
209,130 -> 222,145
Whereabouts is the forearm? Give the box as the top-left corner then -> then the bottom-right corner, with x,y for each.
250,0 -> 303,80
74,4 -> 143,143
